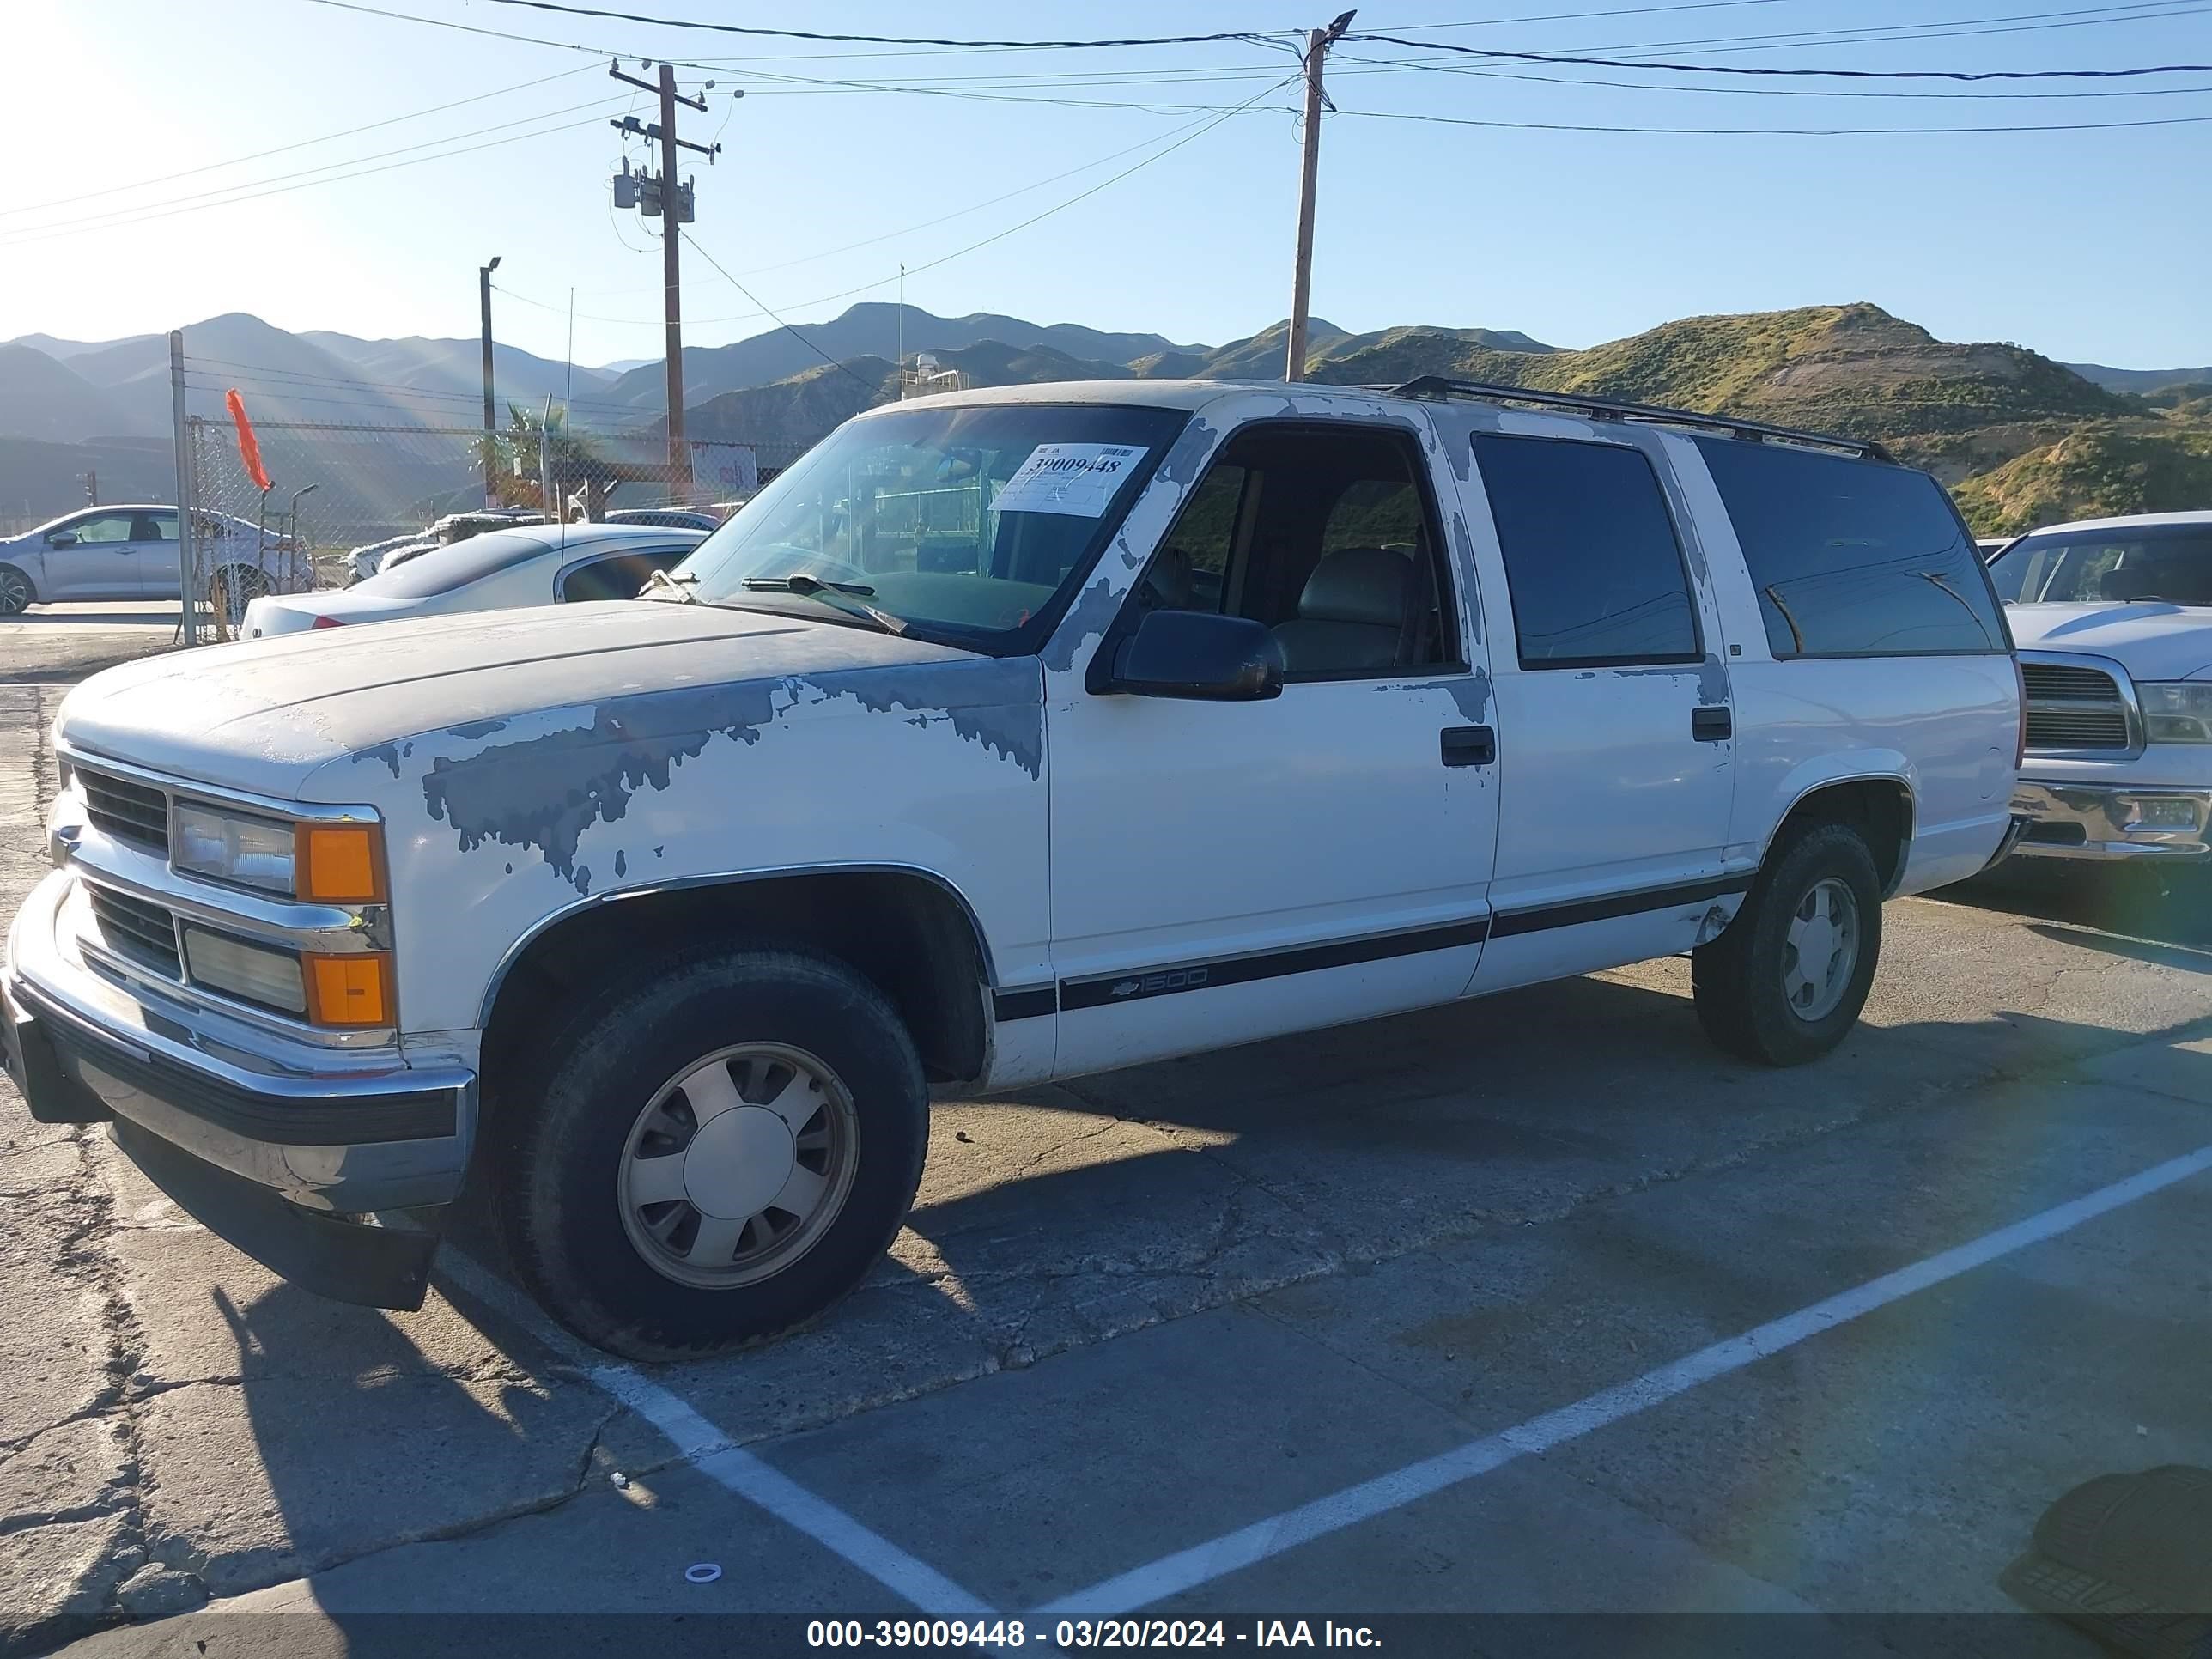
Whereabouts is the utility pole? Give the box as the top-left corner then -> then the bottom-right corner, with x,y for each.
1285,10 -> 1356,384
169,330 -> 198,645
480,254 -> 501,507
609,61 -> 720,499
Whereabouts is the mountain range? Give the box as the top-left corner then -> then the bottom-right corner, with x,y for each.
3,302 -> 2207,536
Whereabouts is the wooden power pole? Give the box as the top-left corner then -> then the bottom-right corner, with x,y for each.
609,61 -> 720,496
1285,11 -> 1356,384
657,64 -> 687,489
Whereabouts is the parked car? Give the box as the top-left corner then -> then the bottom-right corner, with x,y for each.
242,523 -> 707,637
3,378 -> 2021,1359
1988,510 -> 2212,864
0,505 -> 293,615
344,533 -> 430,586
605,507 -> 721,532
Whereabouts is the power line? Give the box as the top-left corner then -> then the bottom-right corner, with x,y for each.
1368,0 -> 1797,28
0,97 -> 629,246
470,0 -> 1302,51
1336,48 -> 2212,96
0,66 -> 593,220
1338,100 -> 2212,131
674,234 -> 881,392
1559,0 -> 2209,57
1350,3 -> 2212,77
526,74 -> 1297,332
574,103 -> 1255,301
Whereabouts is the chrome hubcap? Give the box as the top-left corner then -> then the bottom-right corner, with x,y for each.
1782,877 -> 1859,1022
617,1043 -> 857,1289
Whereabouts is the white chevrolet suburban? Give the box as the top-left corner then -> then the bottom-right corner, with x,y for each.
1988,511 -> 2212,866
2,379 -> 2024,1359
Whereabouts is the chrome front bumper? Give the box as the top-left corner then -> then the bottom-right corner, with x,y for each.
2010,780 -> 2212,861
3,870 -> 476,1309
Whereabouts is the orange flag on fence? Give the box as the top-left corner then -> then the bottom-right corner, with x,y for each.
225,389 -> 271,493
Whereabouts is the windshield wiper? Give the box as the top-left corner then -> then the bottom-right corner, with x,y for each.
641,567 -> 699,604
738,574 -> 907,635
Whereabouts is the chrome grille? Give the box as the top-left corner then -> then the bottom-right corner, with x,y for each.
2021,659 -> 2132,754
84,884 -> 182,979
77,767 -> 170,854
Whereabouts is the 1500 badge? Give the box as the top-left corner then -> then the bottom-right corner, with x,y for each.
1110,967 -> 1211,1000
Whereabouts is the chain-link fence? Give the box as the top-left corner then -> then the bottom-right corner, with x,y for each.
181,413 -> 811,641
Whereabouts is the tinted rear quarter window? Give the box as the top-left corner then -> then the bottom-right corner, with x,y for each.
1692,438 -> 2005,657
1474,433 -> 1700,667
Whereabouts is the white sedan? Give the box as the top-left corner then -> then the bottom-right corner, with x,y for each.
242,522 -> 708,638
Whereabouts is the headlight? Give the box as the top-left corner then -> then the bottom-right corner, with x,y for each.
174,803 -> 295,894
173,805 -> 386,902
2139,683 -> 2212,744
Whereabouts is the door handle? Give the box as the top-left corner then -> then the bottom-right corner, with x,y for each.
1440,726 -> 1496,768
1692,706 -> 1733,743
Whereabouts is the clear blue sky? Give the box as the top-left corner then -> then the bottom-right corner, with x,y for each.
6,0 -> 2209,369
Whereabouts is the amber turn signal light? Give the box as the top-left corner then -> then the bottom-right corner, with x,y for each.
295,823 -> 385,903
303,952 -> 392,1027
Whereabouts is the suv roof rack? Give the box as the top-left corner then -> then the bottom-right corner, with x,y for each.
1389,375 -> 1894,464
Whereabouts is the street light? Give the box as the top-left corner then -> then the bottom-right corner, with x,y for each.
480,256 -> 502,505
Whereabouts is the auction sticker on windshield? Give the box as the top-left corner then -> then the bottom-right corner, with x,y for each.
992,443 -> 1144,518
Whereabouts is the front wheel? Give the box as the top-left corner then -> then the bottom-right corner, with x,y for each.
489,946 -> 928,1360
0,564 -> 33,615
1692,822 -> 1883,1066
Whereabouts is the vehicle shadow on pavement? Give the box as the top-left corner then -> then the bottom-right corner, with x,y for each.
49,966 -> 2210,1638
1948,864 -> 2212,952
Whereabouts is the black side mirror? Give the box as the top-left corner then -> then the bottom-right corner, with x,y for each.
47,532 -> 77,548
1107,610 -> 1284,701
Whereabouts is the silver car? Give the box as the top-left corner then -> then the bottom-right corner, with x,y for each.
0,505 -> 292,614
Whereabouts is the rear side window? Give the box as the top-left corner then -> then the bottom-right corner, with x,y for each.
1692,438 -> 2006,657
1474,433 -> 1699,668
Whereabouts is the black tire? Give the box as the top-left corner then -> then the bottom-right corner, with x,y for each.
1692,821 -> 1884,1066
489,945 -> 928,1360
0,564 -> 33,616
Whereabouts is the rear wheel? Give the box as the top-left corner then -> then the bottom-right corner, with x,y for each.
1693,821 -> 1883,1066
489,945 -> 928,1360
0,565 -> 33,616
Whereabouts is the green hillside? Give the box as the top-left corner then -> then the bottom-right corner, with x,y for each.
1948,420 -> 2212,536
1310,303 -> 2134,438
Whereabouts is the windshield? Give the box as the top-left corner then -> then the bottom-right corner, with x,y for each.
1990,527 -> 2212,605
674,403 -> 1189,650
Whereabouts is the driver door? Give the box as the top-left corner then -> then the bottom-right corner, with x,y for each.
1045,415 -> 1499,1077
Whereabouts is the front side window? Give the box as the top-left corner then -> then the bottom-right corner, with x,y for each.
1989,529 -> 2212,606
1693,437 -> 2007,657
1134,423 -> 1457,680
58,514 -> 133,545
678,403 -> 1189,653
1474,433 -> 1699,668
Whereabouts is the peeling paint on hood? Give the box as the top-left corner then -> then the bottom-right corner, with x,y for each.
53,601 -> 998,800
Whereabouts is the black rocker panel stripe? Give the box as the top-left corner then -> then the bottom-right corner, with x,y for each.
1000,873 -> 1753,1020
1058,918 -> 1492,1012
1488,873 -> 1751,939
992,986 -> 1057,1023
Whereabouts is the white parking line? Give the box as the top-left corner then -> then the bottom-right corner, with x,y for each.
1034,1140 -> 2212,1619
434,1249 -> 996,1616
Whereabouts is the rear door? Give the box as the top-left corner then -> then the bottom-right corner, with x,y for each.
1046,412 -> 1499,1077
129,511 -> 180,599
1456,427 -> 1740,993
